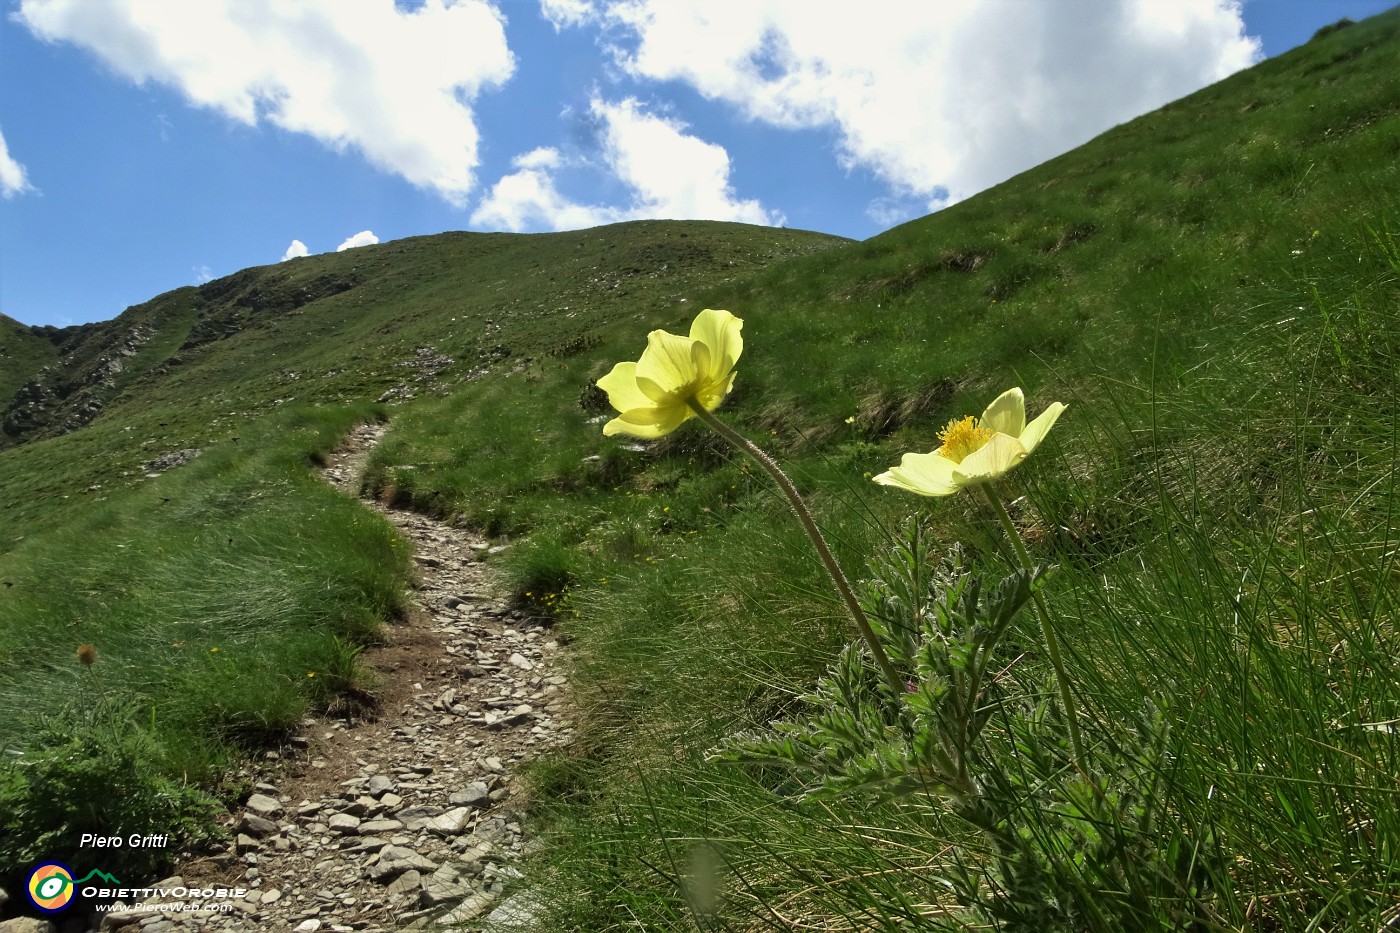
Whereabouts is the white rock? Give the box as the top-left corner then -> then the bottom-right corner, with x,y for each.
423,807 -> 473,836
246,793 -> 284,817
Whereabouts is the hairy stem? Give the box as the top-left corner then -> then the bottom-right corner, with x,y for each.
982,483 -> 1086,771
689,402 -> 907,699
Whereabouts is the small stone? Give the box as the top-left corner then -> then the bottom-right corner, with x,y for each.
246,793 -> 284,818
423,807 -> 472,837
341,797 -> 372,817
507,653 -> 533,671
343,837 -> 389,854
420,866 -> 472,908
435,891 -> 497,925
386,869 -> 422,898
396,806 -> 442,830
448,781 -> 491,807
328,813 -> 362,834
367,845 -> 439,883
367,775 -> 395,798
358,818 -> 404,835
294,921 -> 323,933
240,813 -> 280,837
483,892 -> 545,930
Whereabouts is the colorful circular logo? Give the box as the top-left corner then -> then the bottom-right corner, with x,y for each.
27,861 -> 76,913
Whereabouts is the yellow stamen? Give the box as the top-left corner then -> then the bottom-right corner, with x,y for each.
936,416 -> 994,464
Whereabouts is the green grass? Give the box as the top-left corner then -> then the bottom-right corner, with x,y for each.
0,313 -> 58,404
0,402 -> 411,889
0,6 -> 1396,926
513,216 -> 1399,929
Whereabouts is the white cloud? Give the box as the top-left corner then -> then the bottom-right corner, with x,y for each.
14,0 -> 514,204
193,265 -> 214,283
539,0 -> 597,30
557,0 -> 1261,208
471,98 -> 782,232
336,230 -> 379,251
865,197 -> 920,230
0,127 -> 34,198
281,239 -> 310,261
471,147 -> 619,231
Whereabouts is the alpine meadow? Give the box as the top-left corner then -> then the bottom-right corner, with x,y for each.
2,9 -> 1399,931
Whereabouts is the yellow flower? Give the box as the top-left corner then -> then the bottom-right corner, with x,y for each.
596,309 -> 743,438
874,388 -> 1066,496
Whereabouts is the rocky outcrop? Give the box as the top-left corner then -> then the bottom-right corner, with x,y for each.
1,324 -> 155,441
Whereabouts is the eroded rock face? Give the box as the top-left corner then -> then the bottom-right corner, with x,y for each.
122,422 -> 570,933
2,323 -> 155,442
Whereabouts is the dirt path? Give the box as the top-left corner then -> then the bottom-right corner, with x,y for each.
102,422 -> 572,933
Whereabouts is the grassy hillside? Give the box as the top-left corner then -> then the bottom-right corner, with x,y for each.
0,313 -> 59,404
0,222 -> 845,553
0,221 -> 847,895
2,8 -> 1398,929
356,10 -> 1399,929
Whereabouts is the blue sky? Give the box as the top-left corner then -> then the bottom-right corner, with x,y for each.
1,0 -> 1394,328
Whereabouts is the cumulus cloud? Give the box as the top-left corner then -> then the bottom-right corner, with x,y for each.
471,97 -> 782,232
554,0 -> 1261,208
281,239 -> 310,261
14,0 -> 514,204
0,127 -> 34,198
471,147 -> 617,231
336,230 -> 379,251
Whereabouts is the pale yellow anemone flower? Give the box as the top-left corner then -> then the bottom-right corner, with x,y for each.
874,388 -> 1066,496
596,309 -> 743,438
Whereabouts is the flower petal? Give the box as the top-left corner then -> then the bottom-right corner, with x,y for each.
636,329 -> 699,395
693,370 -> 736,412
635,375 -> 678,404
980,387 -> 1025,438
953,432 -> 1027,484
688,308 -> 743,380
1018,402 -> 1066,453
873,451 -> 961,496
596,362 -> 653,413
603,403 -> 691,439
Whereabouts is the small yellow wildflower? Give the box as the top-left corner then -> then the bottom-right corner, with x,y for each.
874,388 -> 1066,496
596,309 -> 743,438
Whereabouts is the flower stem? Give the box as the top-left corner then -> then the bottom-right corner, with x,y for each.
688,402 -> 907,700
981,483 -> 1085,770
